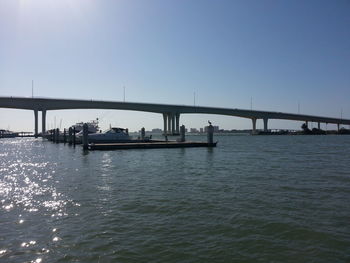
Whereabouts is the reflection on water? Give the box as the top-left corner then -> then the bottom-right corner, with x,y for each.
0,138 -> 79,262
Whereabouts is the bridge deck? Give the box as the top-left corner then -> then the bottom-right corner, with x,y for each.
1,96 -> 349,125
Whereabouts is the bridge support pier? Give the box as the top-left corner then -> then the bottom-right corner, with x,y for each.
42,110 -> 46,136
34,110 -> 38,138
171,114 -> 175,135
251,118 -> 257,135
175,113 -> 180,134
163,114 -> 168,135
318,122 -> 320,130
167,114 -> 171,135
263,118 -> 268,132
163,113 -> 179,135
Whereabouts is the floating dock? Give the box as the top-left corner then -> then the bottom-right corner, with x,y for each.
88,141 -> 217,150
45,123 -> 217,151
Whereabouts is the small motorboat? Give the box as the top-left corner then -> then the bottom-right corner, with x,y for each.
0,129 -> 19,138
86,127 -> 132,143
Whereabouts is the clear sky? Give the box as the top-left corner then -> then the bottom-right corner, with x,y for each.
0,0 -> 349,132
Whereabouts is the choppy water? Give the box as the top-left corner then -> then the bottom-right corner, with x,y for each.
0,135 -> 349,263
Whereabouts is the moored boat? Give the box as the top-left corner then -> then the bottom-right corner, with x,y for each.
83,127 -> 132,143
72,119 -> 100,133
0,129 -> 19,138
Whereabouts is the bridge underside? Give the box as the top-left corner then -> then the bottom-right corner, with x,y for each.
1,97 -> 350,136
30,109 -> 182,137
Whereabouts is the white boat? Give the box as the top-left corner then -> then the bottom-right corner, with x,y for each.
0,129 -> 19,138
72,119 -> 100,133
86,127 -> 132,143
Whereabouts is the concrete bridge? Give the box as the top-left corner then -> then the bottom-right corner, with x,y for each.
1,96 -> 349,136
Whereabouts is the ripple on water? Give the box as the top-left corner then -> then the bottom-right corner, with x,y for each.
1,136 -> 350,262
0,138 -> 79,262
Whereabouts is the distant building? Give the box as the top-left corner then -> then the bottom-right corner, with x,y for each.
190,128 -> 199,133
204,125 -> 219,132
200,128 -> 204,133
151,128 -> 162,133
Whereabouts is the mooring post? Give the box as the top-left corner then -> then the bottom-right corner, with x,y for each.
82,123 -> 89,150
63,129 -> 67,143
141,127 -> 145,140
68,127 -> 72,145
73,127 -> 76,146
180,125 -> 186,142
207,124 -> 214,144
51,129 -> 55,142
56,128 -> 59,143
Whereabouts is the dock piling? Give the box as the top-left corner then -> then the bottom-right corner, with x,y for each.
63,129 -> 67,143
141,127 -> 145,140
55,128 -> 59,143
207,124 -> 214,144
82,123 -> 89,150
68,127 -> 72,145
73,127 -> 76,146
180,125 -> 186,142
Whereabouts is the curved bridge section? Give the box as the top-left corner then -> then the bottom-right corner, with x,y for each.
1,96 -> 349,136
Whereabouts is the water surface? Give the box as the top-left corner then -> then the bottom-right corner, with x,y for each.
1,135 -> 349,262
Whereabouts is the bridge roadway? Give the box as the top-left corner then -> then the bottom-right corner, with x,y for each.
1,96 -> 349,136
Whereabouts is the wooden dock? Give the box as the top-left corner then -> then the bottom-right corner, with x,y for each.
88,141 -> 217,150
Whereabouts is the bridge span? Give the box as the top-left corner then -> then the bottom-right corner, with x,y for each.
1,96 -> 349,136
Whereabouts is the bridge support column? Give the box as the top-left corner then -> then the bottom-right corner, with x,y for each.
318,122 -> 320,130
175,113 -> 180,134
251,118 -> 257,135
34,110 -> 38,138
163,114 -> 168,135
337,123 -> 340,132
263,118 -> 268,132
167,114 -> 171,135
42,110 -> 46,136
171,114 -> 175,135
